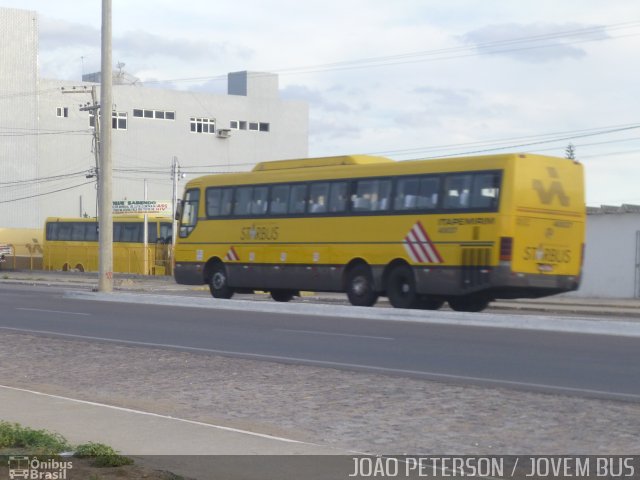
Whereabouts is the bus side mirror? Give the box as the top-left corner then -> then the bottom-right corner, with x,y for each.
174,200 -> 183,221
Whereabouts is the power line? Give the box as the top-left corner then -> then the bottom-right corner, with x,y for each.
139,20 -> 640,85
365,123 -> 640,158
0,129 -> 91,138
0,170 -> 90,187
0,180 -> 95,204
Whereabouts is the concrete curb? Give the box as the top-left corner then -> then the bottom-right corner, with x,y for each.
67,290 -> 640,338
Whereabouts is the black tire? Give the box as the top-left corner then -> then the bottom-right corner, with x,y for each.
387,264 -> 420,309
448,295 -> 490,312
270,289 -> 296,302
208,263 -> 234,299
418,295 -> 444,310
346,264 -> 378,307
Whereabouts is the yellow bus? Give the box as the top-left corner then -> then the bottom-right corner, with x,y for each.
43,216 -> 173,275
173,153 -> 585,311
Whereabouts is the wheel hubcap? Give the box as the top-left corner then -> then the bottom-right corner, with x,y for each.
213,272 -> 225,289
352,276 -> 367,296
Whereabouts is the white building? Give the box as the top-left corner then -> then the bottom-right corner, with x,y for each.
574,205 -> 640,299
0,7 -> 308,229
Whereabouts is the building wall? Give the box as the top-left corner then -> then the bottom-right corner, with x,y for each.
572,211 -> 640,298
36,75 -> 309,222
0,8 -> 308,228
0,8 -> 40,227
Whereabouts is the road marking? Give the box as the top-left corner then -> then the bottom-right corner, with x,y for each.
1,325 -> 639,403
16,308 -> 91,316
0,384 -> 307,444
275,328 -> 394,341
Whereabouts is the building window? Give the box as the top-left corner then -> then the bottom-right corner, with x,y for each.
56,107 -> 69,118
230,120 -> 269,132
112,112 -> 127,130
134,108 -> 175,120
190,117 -> 215,134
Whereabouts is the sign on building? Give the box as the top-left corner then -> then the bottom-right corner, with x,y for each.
113,200 -> 172,215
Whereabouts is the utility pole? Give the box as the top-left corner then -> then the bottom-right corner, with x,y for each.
63,85 -> 99,217
171,156 -> 180,249
98,0 -> 113,292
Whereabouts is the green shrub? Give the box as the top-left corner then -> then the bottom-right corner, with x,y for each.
0,421 -> 70,454
74,442 -> 134,467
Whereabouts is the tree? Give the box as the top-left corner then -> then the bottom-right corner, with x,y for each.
565,143 -> 576,160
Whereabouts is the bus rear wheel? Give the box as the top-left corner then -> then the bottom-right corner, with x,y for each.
448,295 -> 489,312
270,289 -> 296,302
387,264 -> 420,309
346,264 -> 378,307
209,263 -> 234,299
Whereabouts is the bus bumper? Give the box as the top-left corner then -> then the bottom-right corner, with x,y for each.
174,261 -> 205,285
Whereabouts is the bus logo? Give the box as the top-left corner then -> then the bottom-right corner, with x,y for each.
403,221 -> 443,264
532,167 -> 570,207
8,456 -> 29,479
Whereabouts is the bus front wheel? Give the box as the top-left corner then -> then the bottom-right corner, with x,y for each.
387,264 -> 420,309
209,263 -> 234,299
346,264 -> 378,307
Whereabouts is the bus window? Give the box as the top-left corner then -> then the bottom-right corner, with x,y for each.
46,223 -> 58,240
269,185 -> 290,215
57,223 -> 72,241
328,181 -> 348,213
234,187 -> 253,216
179,189 -> 200,237
443,174 -> 472,209
395,176 -> 439,211
471,172 -> 501,209
147,222 -> 158,243
160,222 -> 172,243
120,223 -> 142,243
289,184 -> 307,214
86,223 -> 98,241
353,179 -> 391,212
71,223 -> 86,241
251,186 -> 269,215
309,182 -> 329,213
206,187 -> 234,217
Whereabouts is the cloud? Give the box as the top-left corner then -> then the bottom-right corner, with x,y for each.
412,86 -> 473,111
114,30 -> 251,63
38,17 -> 100,50
461,22 -> 610,63
281,84 -> 352,113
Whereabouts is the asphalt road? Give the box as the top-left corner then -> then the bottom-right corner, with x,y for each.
1,284 -> 640,402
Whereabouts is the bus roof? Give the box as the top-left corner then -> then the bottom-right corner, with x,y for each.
252,155 -> 392,172
186,152 -> 577,188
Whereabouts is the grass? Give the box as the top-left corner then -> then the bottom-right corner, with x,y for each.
0,422 -> 132,467
74,442 -> 134,467
0,421 -> 70,454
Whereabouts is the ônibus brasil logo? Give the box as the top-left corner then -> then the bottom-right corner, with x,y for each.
7,456 -> 73,479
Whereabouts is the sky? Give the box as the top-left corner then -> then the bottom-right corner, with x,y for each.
3,0 -> 640,206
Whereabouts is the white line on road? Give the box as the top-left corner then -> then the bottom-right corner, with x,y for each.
1,325 -> 638,402
275,328 -> 395,341
16,308 -> 91,316
0,384 -> 306,444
